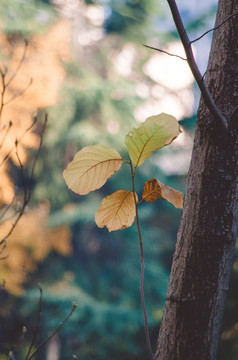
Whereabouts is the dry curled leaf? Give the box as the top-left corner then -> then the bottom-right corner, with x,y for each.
95,190 -> 138,232
142,178 -> 183,209
142,178 -> 162,203
63,145 -> 123,195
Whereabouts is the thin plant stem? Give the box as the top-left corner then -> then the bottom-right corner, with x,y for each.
0,116 -> 37,168
4,78 -> 33,106
129,160 -> 154,360
2,115 -> 47,243
0,192 -> 16,222
0,238 -> 7,259
28,114 -> 47,198
25,285 -> 43,360
15,140 -> 27,202
144,44 -> 187,61
0,72 -> 6,126
0,121 -> 12,152
26,303 -> 77,360
191,9 -> 238,44
137,198 -> 144,205
6,39 -> 28,87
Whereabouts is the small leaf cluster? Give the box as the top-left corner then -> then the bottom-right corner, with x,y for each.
63,113 -> 183,232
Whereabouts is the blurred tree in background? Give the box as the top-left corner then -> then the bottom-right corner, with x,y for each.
0,0 -> 237,359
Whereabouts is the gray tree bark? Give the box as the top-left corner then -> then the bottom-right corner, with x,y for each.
155,1 -> 238,359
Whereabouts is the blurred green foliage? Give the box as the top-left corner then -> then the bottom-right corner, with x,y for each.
0,0 -> 56,35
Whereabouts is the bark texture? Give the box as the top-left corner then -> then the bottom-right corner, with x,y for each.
155,1 -> 238,359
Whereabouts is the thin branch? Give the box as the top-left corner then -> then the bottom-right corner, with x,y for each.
129,160 -> 154,360
0,238 -> 7,259
191,9 -> 238,44
0,120 -> 12,151
12,324 -> 28,358
15,140 -> 27,202
26,303 -> 77,360
25,285 -> 43,360
1,147 -> 28,246
6,39 -> 28,87
144,44 -> 187,61
0,116 -> 37,168
0,39 -> 29,127
1,114 -> 47,243
0,192 -> 16,222
4,78 -> 33,106
0,64 -> 7,77
28,114 -> 47,197
166,0 -> 228,130
0,72 -> 6,125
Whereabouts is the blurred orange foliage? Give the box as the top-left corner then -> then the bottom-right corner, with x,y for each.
0,20 -> 71,204
0,20 -> 72,294
0,203 -> 72,294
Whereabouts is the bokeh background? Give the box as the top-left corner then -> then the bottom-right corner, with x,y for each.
0,0 -> 237,359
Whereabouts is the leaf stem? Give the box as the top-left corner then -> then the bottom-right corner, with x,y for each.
137,198 -> 144,206
129,161 -> 154,360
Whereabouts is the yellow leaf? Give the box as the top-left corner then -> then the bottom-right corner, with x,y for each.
142,178 -> 183,209
125,113 -> 181,168
95,190 -> 138,232
63,145 -> 123,195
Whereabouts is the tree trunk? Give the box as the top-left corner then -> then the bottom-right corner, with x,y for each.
155,1 -> 238,359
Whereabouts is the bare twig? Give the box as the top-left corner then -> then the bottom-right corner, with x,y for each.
28,114 -> 47,196
4,78 -> 33,106
0,121 -> 12,151
6,39 -> 28,87
0,238 -> 7,259
0,41 -> 44,259
0,192 -> 16,222
15,140 -> 27,202
26,302 -> 77,360
166,0 -> 228,130
191,9 -> 238,44
0,39 -> 29,126
130,160 -> 154,360
25,285 -> 43,360
0,64 -> 7,77
11,324 -> 28,358
0,72 -> 6,125
144,44 -> 187,61
0,116 -> 37,168
1,114 -> 47,244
